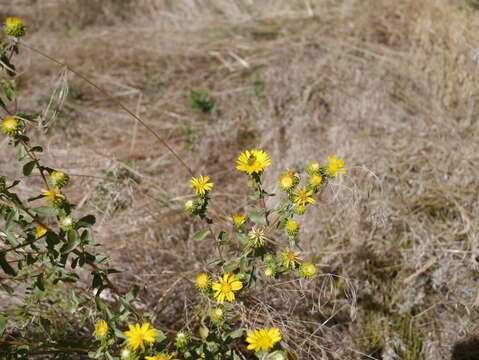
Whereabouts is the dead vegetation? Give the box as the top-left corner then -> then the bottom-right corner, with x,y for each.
1,0 -> 479,359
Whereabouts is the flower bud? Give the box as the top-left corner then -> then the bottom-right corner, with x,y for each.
175,331 -> 190,348
59,216 -> 75,231
299,263 -> 317,278
264,266 -> 276,278
279,170 -> 299,192
4,17 -> 26,37
306,161 -> 321,175
285,219 -> 299,239
49,171 -> 70,189
184,199 -> 198,214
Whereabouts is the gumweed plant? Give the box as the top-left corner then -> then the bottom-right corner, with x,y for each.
0,18 -> 347,360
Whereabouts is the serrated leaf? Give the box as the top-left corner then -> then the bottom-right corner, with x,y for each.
32,206 -> 58,216
193,229 -> 211,241
22,160 -> 36,176
0,253 -> 16,276
248,210 -> 267,225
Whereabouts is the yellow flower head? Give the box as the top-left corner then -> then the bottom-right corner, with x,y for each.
281,250 -> 301,269
248,226 -> 267,248
232,214 -> 247,228
145,354 -> 178,360
4,17 -> 25,37
327,156 -> 346,177
279,170 -> 298,192
124,322 -> 157,351
264,266 -> 276,278
300,263 -> 317,278
308,174 -> 323,189
189,176 -> 214,196
95,320 -> 109,339
195,272 -> 210,291
2,117 -> 20,136
293,187 -> 316,206
35,225 -> 47,238
211,273 -> 243,303
246,328 -> 282,352
285,219 -> 299,238
42,188 -> 65,201
236,150 -> 271,175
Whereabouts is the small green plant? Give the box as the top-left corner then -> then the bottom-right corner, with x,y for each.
187,89 -> 215,113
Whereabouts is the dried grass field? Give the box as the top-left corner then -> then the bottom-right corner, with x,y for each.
1,0 -> 479,359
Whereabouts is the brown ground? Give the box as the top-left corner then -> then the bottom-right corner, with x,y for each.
1,0 -> 479,359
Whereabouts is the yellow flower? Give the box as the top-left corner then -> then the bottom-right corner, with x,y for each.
248,226 -> 267,248
293,187 -> 316,206
327,156 -> 346,177
35,225 -> 47,238
279,170 -> 298,192
95,320 -> 108,339
264,266 -> 276,278
308,174 -> 322,189
189,176 -> 214,196
285,219 -> 299,237
4,17 -> 25,37
232,214 -> 247,228
300,263 -> 317,278
124,322 -> 157,351
211,273 -> 243,303
145,354 -> 178,360
2,117 -> 19,136
246,328 -> 282,352
236,150 -> 271,175
281,250 -> 301,269
42,188 -> 65,201
196,353 -> 206,360
195,273 -> 210,291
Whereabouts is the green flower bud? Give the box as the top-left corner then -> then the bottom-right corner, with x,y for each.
184,199 -> 199,214
306,161 -> 321,175
175,331 -> 190,348
210,306 -> 225,323
59,216 -> 75,230
2,117 -> 22,137
264,266 -> 276,278
49,171 -> 70,189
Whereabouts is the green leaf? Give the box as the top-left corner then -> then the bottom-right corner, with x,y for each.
248,210 -> 267,225
193,229 -> 211,241
155,330 -> 166,343
29,146 -> 43,153
227,328 -> 246,339
207,257 -> 224,265
1,79 -> 15,101
32,206 -> 58,216
60,231 -> 79,254
1,283 -> 14,294
223,261 -> 238,273
217,231 -> 228,245
0,314 -> 7,336
0,253 -> 16,276
236,233 -> 248,246
76,214 -> 96,229
22,160 -> 36,176
35,273 -> 45,291
199,325 -> 209,339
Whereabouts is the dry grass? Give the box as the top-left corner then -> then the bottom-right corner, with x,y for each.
2,0 -> 479,358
